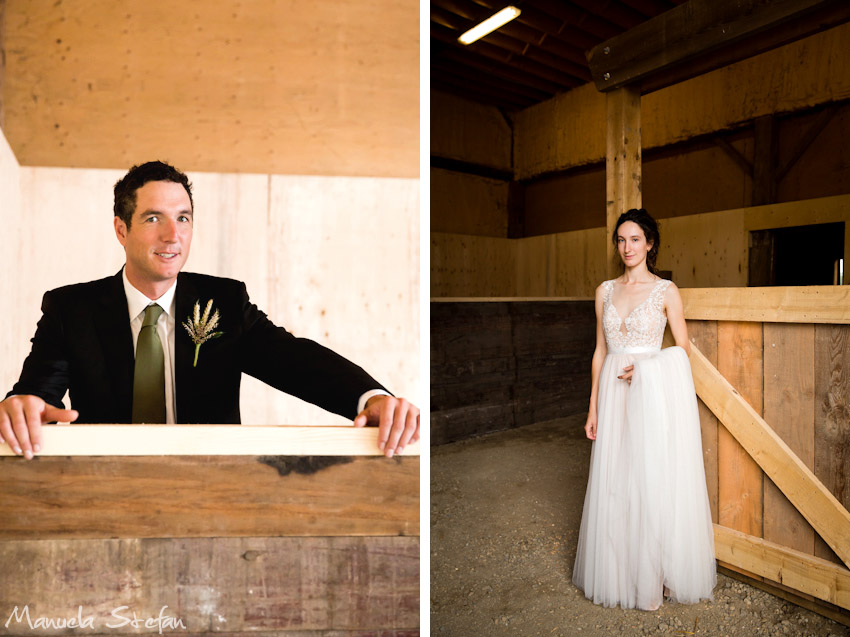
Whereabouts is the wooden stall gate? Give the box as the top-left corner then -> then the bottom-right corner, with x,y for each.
0,426 -> 420,635
670,286 -> 850,624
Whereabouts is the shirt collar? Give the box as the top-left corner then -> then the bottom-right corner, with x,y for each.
122,268 -> 178,321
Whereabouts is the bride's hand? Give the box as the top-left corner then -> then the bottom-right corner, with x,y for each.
584,413 -> 597,440
618,365 -> 634,384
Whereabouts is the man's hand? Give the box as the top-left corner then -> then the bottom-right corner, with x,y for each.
353,395 -> 419,458
0,395 -> 78,459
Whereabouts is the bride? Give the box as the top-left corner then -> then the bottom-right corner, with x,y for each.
572,208 -> 716,610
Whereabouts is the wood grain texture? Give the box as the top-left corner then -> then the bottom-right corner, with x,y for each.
691,342 -> 850,569
0,425 -> 420,457
587,0 -> 844,92
605,86 -> 642,279
681,286 -> 850,324
763,324 -> 816,554
430,301 -> 595,445
714,524 -> 850,611
430,233 -> 516,298
0,536 -> 419,633
3,0 -> 418,177
0,455 -> 419,539
515,23 -> 850,179
814,324 -> 850,564
717,321 -> 765,539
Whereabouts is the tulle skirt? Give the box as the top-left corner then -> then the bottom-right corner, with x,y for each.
572,346 -> 716,610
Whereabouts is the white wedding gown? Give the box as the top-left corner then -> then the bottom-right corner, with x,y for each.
572,278 -> 716,610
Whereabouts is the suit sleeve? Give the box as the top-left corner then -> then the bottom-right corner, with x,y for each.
235,283 -> 390,419
7,291 -> 71,409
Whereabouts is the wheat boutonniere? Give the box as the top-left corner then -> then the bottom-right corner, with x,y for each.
183,299 -> 224,367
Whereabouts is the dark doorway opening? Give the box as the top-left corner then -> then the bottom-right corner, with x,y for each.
748,222 -> 844,286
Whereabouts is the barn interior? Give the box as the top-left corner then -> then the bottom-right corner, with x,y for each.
431,0 -> 850,631
0,1 -> 419,634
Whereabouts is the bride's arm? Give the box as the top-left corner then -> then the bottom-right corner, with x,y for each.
665,282 -> 690,355
585,284 -> 608,440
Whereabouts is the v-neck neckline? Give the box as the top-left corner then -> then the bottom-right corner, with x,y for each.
610,278 -> 663,324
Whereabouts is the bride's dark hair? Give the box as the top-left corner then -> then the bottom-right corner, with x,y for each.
612,208 -> 660,274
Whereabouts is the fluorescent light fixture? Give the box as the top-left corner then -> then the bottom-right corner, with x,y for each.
458,6 -> 521,45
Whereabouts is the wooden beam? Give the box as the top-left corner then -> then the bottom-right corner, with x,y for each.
0,425 -> 421,457
605,86 -> 642,278
587,0 -> 850,93
714,524 -> 850,611
680,286 -> 850,324
713,134 -> 754,179
689,342 -> 850,568
0,454 -> 419,538
0,536 -> 420,632
430,154 -> 514,182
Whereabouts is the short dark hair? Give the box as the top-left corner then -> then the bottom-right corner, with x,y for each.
113,161 -> 193,228
612,208 -> 661,274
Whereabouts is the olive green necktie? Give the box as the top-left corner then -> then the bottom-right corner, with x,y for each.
132,304 -> 166,424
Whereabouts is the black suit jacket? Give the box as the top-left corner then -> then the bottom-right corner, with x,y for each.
9,271 -> 387,424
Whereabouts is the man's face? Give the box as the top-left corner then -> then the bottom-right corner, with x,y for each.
114,180 -> 193,292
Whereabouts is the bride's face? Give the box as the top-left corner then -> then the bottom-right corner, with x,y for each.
616,221 -> 652,267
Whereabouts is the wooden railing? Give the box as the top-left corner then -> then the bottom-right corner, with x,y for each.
0,425 -> 420,633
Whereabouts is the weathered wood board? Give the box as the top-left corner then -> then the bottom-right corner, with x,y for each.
814,324 -> 850,565
0,536 -> 419,634
0,455 -> 419,539
430,300 -> 595,445
717,321 -> 764,542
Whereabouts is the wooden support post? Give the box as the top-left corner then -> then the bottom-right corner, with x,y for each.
605,86 -> 641,278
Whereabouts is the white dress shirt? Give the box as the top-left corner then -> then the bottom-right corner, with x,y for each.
122,270 -> 387,423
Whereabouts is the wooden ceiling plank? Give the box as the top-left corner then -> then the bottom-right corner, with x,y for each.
587,0 -> 850,93
435,0 -> 493,23
532,0 -> 622,41
431,5 -> 469,30
618,0 -> 677,19
432,23 -> 582,88
485,32 -> 592,82
470,0 -> 597,53
434,43 -> 562,94
570,0 -> 647,30
437,0 -> 588,71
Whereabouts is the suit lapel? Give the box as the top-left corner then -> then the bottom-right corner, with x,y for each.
174,273 -> 197,423
94,271 -> 135,422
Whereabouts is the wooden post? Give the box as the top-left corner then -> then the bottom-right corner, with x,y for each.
606,86 -> 642,278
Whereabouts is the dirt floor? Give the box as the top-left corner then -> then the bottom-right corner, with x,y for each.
430,415 -> 849,636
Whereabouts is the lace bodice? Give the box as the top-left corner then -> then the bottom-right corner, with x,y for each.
602,278 -> 671,353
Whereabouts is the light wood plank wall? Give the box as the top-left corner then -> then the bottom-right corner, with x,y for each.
431,194 -> 850,298
513,22 -> 850,180
0,130 -> 420,426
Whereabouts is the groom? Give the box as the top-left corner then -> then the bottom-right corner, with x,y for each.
0,161 -> 419,459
